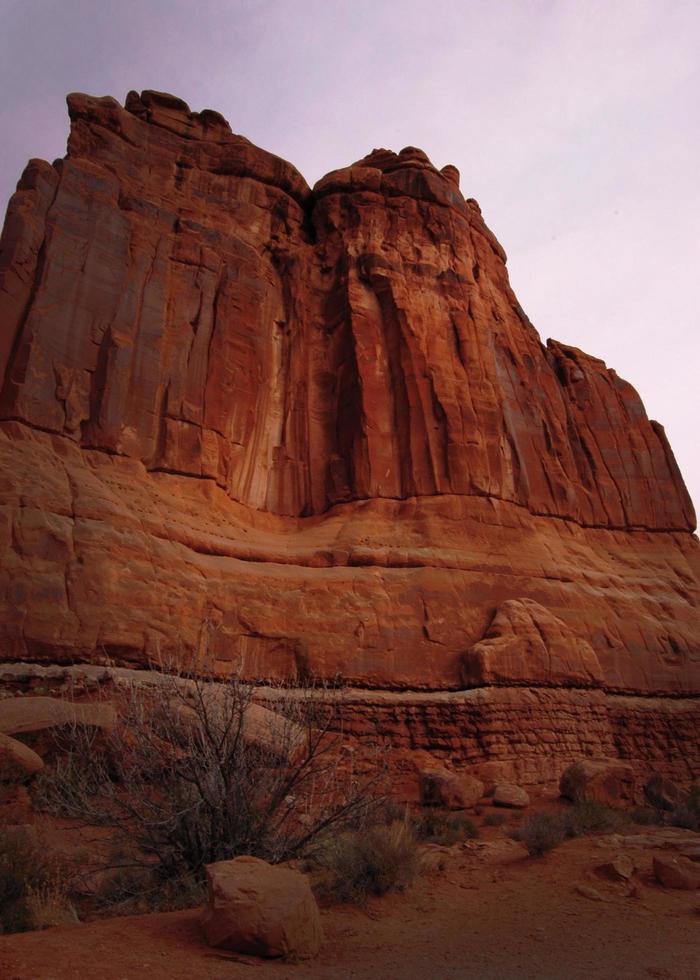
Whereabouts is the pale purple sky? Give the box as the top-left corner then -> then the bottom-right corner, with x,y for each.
1,0 -> 698,514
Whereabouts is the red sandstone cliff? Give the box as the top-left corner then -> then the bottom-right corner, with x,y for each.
0,90 -> 698,700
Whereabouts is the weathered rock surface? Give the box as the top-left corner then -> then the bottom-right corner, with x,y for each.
613,828 -> 700,852
201,856 -> 322,959
462,599 -> 605,689
0,697 -> 116,735
0,91 -> 698,782
1,663 -> 699,793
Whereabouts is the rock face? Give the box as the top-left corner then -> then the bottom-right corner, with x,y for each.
0,91 -> 698,784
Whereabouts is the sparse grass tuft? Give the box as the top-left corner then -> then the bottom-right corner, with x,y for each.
512,799 -> 631,857
483,811 -> 508,828
511,811 -> 568,856
564,799 -> 629,836
0,827 -> 73,933
410,809 -> 479,845
24,877 -> 76,930
310,821 -> 419,904
95,862 -> 204,915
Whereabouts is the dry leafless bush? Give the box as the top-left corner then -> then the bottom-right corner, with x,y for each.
409,808 -> 479,845
34,654 -> 383,885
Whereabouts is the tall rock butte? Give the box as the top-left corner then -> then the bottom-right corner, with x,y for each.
1,91 -> 698,785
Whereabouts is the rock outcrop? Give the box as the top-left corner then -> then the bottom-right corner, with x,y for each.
0,90 -> 698,784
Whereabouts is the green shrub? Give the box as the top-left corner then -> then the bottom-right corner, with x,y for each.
630,806 -> 661,826
310,821 -> 419,904
95,863 -> 203,915
563,800 -> 629,836
512,800 -> 630,857
483,811 -> 508,828
511,812 -> 568,856
410,809 -> 479,845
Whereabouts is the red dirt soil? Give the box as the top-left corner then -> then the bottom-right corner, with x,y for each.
2,833 -> 699,980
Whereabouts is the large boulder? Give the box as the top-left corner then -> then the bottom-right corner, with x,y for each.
419,767 -> 484,810
559,759 -> 635,805
201,856 -> 322,959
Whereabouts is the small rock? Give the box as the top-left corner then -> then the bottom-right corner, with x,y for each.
201,856 -> 322,959
492,783 -> 529,809
596,853 -> 635,881
574,883 -> 605,901
653,855 -> 700,891
418,844 -> 451,872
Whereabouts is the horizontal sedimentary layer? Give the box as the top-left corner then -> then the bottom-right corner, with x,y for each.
2,662 -> 698,793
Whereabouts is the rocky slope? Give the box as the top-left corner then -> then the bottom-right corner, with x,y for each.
0,90 -> 698,781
